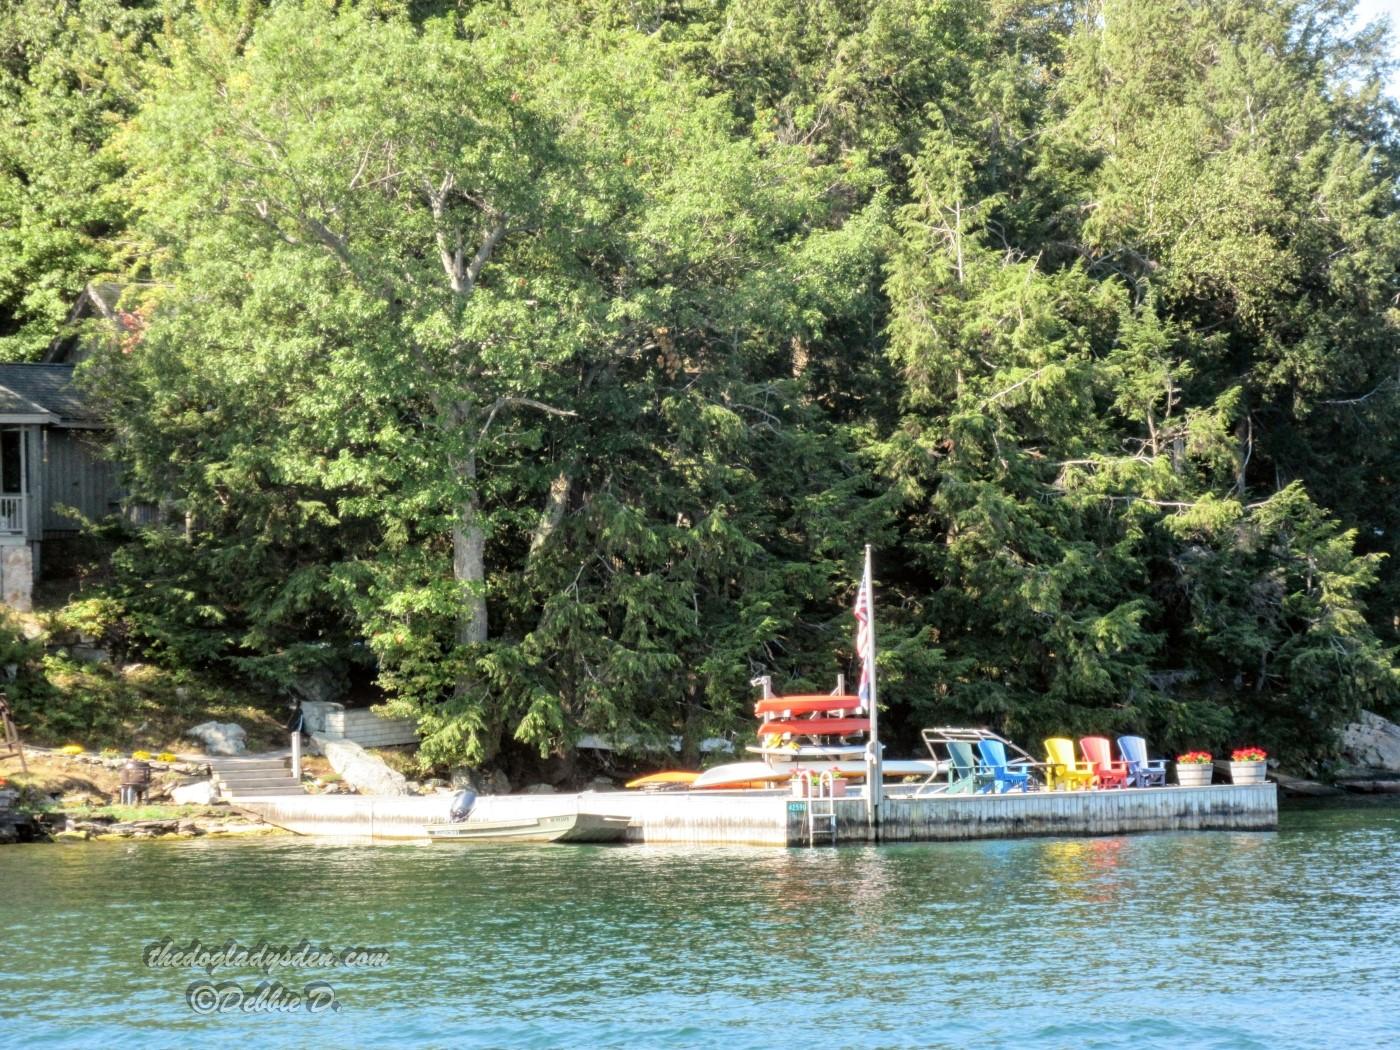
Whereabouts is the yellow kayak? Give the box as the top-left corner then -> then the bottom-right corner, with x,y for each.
625,770 -> 701,789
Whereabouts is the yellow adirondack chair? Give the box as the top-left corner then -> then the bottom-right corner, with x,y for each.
1044,737 -> 1098,791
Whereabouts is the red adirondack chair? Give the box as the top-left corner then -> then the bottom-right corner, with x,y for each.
1079,736 -> 1131,789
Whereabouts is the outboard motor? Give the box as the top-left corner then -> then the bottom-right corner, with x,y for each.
449,788 -> 477,823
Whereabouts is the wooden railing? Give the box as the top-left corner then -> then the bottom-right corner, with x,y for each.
0,494 -> 26,534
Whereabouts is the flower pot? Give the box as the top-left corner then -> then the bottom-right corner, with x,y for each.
1176,764 -> 1213,787
1228,761 -> 1267,785
830,779 -> 847,798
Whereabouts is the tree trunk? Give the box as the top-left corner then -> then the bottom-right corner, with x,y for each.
528,471 -> 571,559
452,447 -> 488,646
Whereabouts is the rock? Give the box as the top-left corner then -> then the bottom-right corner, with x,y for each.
71,645 -> 111,665
587,776 -> 618,792
171,779 -> 217,806
449,767 -> 511,796
310,733 -> 409,797
177,820 -> 201,835
0,788 -> 18,811
1339,710 -> 1400,773
54,829 -> 89,842
184,721 -> 248,756
1271,772 -> 1345,798
523,783 -> 556,795
1335,778 -> 1400,794
290,667 -> 348,707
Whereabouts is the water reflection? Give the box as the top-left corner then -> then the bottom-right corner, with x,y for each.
1,804 -> 1398,1049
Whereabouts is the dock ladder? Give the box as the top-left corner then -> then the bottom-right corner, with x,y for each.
807,771 -> 838,846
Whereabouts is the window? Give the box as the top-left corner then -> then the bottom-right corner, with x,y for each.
0,430 -> 23,494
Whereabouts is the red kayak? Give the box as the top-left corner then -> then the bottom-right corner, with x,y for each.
754,694 -> 863,716
756,717 -> 871,737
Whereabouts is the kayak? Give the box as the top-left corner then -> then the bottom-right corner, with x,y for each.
756,717 -> 871,737
624,771 -> 701,789
754,694 -> 864,716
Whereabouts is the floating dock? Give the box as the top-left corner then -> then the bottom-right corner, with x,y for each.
238,782 -> 1277,847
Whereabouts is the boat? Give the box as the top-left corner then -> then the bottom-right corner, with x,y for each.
754,694 -> 864,716
425,812 -> 632,844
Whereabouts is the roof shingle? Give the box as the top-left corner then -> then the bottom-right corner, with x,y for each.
0,364 -> 99,424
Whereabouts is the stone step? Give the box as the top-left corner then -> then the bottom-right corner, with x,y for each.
216,777 -> 303,794
208,759 -> 290,772
215,768 -> 294,783
226,787 -> 307,798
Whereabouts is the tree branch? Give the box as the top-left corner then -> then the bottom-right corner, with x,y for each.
478,397 -> 577,443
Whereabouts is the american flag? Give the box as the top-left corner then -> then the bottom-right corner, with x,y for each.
854,557 -> 873,709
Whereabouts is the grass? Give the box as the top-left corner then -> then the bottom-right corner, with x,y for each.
64,803 -> 226,821
17,656 -> 288,755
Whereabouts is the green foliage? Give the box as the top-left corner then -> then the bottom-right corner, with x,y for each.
0,0 -> 158,359
6,0 -> 1398,773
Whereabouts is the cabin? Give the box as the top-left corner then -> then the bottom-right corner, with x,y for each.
0,284 -> 126,611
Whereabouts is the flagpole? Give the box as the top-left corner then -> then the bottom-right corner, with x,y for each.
864,544 -> 883,836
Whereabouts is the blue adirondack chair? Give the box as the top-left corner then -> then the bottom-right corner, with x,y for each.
977,739 -> 1034,793
1118,735 -> 1168,788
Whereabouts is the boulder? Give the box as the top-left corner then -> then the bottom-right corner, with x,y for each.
1270,771 -> 1344,798
184,721 -> 247,756
171,779 -> 217,806
523,783 -> 556,795
310,733 -> 409,796
1339,710 -> 1400,773
290,666 -> 348,707
449,767 -> 511,796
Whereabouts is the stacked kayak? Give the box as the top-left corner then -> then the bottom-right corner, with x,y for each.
755,694 -> 868,742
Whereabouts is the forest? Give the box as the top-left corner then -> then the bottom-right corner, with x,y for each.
2,0 -> 1398,774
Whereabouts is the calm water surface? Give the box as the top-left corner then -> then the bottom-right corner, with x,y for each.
2,800 -> 1398,1049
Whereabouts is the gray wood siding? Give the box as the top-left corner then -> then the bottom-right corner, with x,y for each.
43,429 -> 121,533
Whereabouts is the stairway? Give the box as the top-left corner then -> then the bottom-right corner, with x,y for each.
209,753 -> 306,799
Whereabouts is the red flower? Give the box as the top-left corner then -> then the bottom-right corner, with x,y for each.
1231,747 -> 1267,763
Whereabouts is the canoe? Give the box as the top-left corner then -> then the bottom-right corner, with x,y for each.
691,762 -> 793,789
425,812 -> 631,844
692,758 -> 945,789
625,771 -> 701,789
754,694 -> 864,716
757,717 -> 871,737
747,744 -> 868,758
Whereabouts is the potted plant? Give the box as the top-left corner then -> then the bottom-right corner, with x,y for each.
1175,751 -> 1214,787
1228,747 -> 1268,785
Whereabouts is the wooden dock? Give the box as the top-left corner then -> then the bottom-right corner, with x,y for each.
238,782 -> 1276,847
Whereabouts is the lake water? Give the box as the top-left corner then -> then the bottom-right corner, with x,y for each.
2,800 -> 1398,1048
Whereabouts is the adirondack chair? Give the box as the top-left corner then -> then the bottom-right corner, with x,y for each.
1117,735 -> 1168,788
1079,736 -> 1131,789
945,740 -> 991,794
1044,737 -> 1098,791
977,738 -> 1034,793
